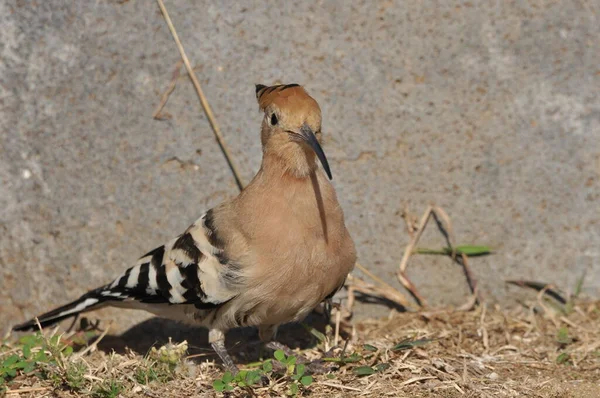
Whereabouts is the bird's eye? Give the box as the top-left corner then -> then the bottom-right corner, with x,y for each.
270,113 -> 278,125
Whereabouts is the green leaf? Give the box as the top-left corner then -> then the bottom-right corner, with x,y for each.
3,355 -> 19,367
221,371 -> 233,383
287,355 -> 297,366
246,370 -> 262,385
224,383 -> 234,391
556,353 -> 571,365
22,362 -> 36,373
301,323 -> 327,343
14,361 -> 30,369
345,353 -> 363,362
263,360 -> 273,373
238,381 -> 246,387
295,363 -> 305,376
235,370 -> 247,381
274,350 -> 286,362
34,351 -> 48,362
454,245 -> 492,256
213,379 -> 225,392
353,366 -> 376,376
22,344 -> 31,359
375,363 -> 391,372
392,338 -> 434,351
63,346 -> 74,356
289,382 -> 299,395
49,335 -> 61,346
363,344 -> 377,352
19,335 -> 37,346
322,352 -> 363,364
300,375 -> 313,386
415,245 -> 492,256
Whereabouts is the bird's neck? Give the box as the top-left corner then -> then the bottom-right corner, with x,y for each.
260,142 -> 319,181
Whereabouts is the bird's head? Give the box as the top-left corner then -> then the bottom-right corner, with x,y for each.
255,83 -> 332,180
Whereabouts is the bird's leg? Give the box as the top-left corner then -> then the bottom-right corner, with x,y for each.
209,329 -> 239,375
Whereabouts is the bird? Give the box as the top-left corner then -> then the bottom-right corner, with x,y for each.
13,83 -> 357,374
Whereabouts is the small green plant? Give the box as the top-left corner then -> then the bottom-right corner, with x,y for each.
213,350 -> 313,395
134,361 -> 173,385
64,362 -> 87,391
556,326 -> 573,346
0,332 -> 76,387
556,352 -> 571,365
93,379 -> 123,398
213,369 -> 264,392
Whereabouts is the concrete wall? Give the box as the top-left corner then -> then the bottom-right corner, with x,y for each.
1,0 -> 599,333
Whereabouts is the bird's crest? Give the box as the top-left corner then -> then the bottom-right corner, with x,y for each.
255,83 -> 315,111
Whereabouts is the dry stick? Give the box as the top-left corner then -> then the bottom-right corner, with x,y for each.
75,322 -> 112,358
156,0 -> 245,191
536,285 -> 560,328
317,382 -> 362,392
430,207 -> 480,303
399,205 -> 433,273
5,387 -> 50,394
355,262 -> 414,310
431,206 -> 456,256
347,274 -> 416,311
459,252 -> 481,304
397,205 -> 434,306
334,309 -> 341,347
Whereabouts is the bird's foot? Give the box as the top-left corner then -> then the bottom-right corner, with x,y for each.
211,340 -> 239,375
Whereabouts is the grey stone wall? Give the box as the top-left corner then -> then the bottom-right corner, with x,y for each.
1,1 -> 598,333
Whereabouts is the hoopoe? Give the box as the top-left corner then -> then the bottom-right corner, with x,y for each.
13,83 -> 356,373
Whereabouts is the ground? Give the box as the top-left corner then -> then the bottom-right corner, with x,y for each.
2,298 -> 599,397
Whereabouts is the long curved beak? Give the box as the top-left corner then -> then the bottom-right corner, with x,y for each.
296,124 -> 332,180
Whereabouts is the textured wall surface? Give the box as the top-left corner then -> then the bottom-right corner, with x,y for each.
1,1 -> 599,334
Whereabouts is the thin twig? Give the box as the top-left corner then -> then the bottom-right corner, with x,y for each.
347,274 -> 416,311
397,205 -> 434,306
398,271 -> 428,307
156,0 -> 245,191
317,381 -> 362,392
399,205 -> 433,273
5,387 -> 50,394
458,252 -> 481,303
334,308 -> 341,347
431,205 -> 456,257
75,322 -> 112,358
355,262 -> 414,309
399,376 -> 436,386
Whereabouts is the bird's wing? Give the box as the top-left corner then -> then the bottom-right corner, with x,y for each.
13,210 -> 241,331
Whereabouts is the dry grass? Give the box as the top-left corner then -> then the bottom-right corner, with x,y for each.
3,299 -> 599,397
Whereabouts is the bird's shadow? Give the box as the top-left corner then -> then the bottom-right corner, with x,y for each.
97,312 -> 332,365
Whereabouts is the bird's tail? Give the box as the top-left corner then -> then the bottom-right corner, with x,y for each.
12,286 -> 111,332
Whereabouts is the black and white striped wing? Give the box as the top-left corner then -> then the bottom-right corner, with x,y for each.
102,210 -> 237,307
13,211 -> 238,331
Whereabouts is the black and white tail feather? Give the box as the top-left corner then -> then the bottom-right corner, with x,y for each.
13,210 -> 239,332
